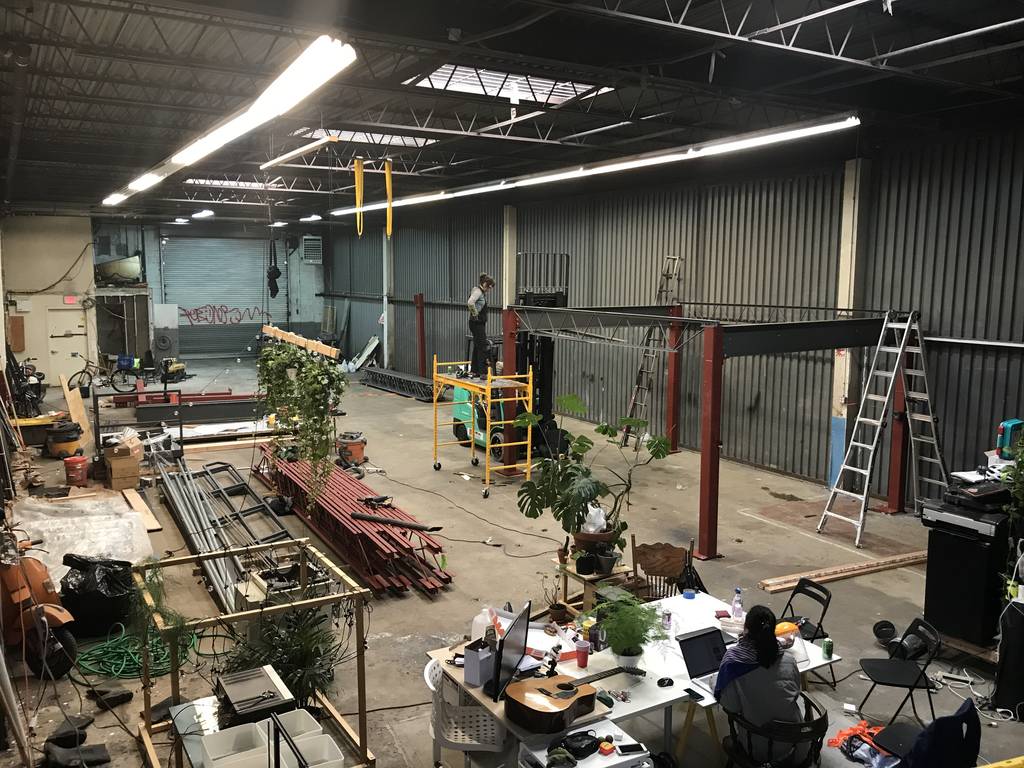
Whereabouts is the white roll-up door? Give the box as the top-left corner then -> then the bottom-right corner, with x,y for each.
162,238 -> 288,357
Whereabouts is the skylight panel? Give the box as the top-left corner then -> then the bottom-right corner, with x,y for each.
409,64 -> 611,104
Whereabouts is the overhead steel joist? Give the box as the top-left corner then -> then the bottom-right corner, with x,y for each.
510,303 -> 891,559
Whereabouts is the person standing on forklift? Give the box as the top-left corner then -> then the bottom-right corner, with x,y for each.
466,272 -> 495,379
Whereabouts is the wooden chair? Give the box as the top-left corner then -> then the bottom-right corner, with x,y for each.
630,534 -> 690,601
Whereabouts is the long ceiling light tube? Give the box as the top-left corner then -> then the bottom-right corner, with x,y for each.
100,35 -> 356,207
260,136 -> 338,170
329,113 -> 859,217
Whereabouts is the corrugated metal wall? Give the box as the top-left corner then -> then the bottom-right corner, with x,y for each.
391,207 -> 503,372
863,128 -> 1024,495
329,228 -> 383,360
518,169 -> 845,481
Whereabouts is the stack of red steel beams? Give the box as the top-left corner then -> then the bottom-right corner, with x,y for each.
252,448 -> 451,595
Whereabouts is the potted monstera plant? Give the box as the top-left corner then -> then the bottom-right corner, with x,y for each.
514,394 -> 670,552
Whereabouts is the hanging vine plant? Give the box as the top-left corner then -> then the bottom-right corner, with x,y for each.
258,341 -> 348,501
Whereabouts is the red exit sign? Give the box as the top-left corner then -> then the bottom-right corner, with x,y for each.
63,296 -> 77,305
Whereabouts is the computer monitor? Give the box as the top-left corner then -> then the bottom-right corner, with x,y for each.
487,601 -> 531,702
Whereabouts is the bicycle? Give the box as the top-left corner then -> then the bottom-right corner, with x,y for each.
67,355 -> 138,394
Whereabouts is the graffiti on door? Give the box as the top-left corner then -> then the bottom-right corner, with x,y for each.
179,305 -> 273,325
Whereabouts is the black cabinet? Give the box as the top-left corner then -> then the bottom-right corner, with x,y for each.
924,525 -> 1008,646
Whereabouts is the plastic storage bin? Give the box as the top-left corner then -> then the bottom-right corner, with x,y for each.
279,734 -> 344,768
259,709 -> 323,742
200,723 -> 268,768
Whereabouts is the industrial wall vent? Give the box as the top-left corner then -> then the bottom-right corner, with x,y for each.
321,305 -> 337,335
302,235 -> 323,264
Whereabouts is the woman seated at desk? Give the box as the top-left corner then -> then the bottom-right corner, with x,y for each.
714,605 -> 805,764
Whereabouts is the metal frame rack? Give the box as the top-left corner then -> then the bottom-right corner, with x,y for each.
431,356 -> 533,498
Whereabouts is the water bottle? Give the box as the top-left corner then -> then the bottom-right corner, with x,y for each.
731,588 -> 743,619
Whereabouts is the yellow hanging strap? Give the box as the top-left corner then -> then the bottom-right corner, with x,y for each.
354,158 -> 364,236
385,159 -> 393,238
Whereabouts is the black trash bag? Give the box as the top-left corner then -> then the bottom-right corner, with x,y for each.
60,555 -> 133,638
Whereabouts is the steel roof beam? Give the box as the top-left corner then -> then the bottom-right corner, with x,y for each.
520,0 -> 1024,100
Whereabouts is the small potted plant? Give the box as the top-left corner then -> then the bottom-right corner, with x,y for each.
540,574 -> 568,623
573,549 -> 597,576
579,595 -> 668,668
514,394 -> 670,553
594,541 -> 622,575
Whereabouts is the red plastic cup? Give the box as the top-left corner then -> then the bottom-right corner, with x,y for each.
576,639 -> 591,668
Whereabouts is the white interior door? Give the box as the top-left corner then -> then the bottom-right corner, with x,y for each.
46,307 -> 89,381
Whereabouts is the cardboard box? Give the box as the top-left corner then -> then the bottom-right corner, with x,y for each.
105,455 -> 140,491
108,434 -> 143,459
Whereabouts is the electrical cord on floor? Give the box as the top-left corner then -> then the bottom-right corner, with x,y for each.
337,700 -> 431,717
376,473 -> 563,546
433,533 -> 556,559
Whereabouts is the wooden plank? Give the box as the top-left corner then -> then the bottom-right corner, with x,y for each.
9,316 -> 25,353
758,550 -> 927,593
123,488 -> 162,532
262,324 -> 340,359
182,438 -> 271,454
48,493 -> 98,502
59,374 -> 94,448
941,633 -> 998,664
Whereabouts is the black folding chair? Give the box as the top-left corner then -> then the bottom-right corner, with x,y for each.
858,618 -> 941,725
722,693 -> 829,768
779,578 -> 835,688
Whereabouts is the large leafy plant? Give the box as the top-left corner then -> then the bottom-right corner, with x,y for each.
223,607 -> 345,709
258,342 -> 348,498
513,394 -> 670,549
578,595 -> 668,657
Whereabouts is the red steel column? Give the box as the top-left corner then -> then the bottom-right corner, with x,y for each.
696,325 -> 724,560
666,305 -> 683,454
498,308 -> 523,475
885,371 -> 909,514
414,293 -> 426,377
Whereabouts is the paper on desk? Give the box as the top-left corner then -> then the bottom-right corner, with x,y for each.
951,470 -> 986,483
489,606 -> 578,661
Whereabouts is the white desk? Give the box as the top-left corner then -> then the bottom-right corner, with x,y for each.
428,591 -> 842,762
517,719 -> 649,768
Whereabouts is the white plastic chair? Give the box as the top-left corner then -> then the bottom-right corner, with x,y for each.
424,659 -> 506,768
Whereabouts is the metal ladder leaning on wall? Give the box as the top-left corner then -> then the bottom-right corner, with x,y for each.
817,310 -> 949,547
621,255 -> 681,449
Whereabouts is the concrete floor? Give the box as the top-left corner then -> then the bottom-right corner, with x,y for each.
2,357 -> 1019,768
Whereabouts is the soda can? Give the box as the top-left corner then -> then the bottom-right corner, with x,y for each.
662,610 -> 672,630
822,638 -> 834,660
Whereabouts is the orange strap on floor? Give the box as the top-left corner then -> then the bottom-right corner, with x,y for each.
827,720 -> 884,750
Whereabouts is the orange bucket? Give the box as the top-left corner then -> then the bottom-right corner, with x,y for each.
63,456 -> 89,487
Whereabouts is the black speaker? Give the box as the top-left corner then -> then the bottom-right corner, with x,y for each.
924,526 -> 1008,646
994,601 -> 1024,713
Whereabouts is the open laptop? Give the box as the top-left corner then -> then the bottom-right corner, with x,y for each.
677,627 -> 729,697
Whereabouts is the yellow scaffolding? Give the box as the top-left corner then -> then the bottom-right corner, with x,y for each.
432,356 -> 533,497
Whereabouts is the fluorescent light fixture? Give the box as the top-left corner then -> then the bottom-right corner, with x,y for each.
516,168 -> 589,187
128,173 -> 162,191
260,136 -> 336,171
174,217 -> 190,224
300,214 -> 323,222
329,113 -> 859,217
452,181 -> 515,198
692,115 -> 860,157
100,35 -> 356,206
175,37 -> 355,166
270,221 -> 288,227
192,209 -> 214,219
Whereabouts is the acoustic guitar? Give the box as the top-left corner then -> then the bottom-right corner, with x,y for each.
504,666 -> 645,733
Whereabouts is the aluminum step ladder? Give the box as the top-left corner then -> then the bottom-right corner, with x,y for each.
817,311 -> 948,546
621,255 -> 681,449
